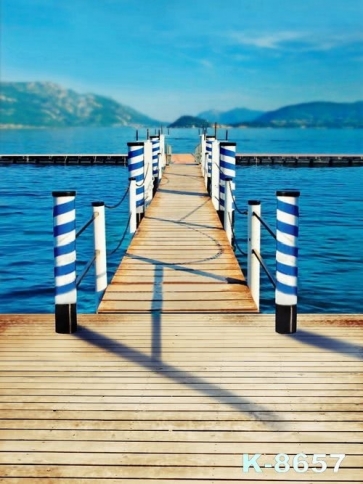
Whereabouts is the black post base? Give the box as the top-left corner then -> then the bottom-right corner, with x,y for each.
136,212 -> 144,227
275,304 -> 297,334
207,177 -> 211,196
55,303 -> 77,334
153,177 -> 159,197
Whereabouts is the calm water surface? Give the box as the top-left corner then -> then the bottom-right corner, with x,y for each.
0,127 -> 362,313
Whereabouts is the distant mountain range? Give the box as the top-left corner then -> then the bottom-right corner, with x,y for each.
245,101 -> 363,128
198,107 -> 265,124
171,102 -> 363,128
1,82 -> 362,129
0,82 -> 161,128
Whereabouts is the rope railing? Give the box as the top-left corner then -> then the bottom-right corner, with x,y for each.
52,190 -> 131,334
105,185 -> 129,209
196,134 -> 301,334
52,133 -> 168,335
107,214 -> 131,256
75,213 -> 97,239
253,211 -> 276,240
52,194 -> 107,333
247,192 -> 300,333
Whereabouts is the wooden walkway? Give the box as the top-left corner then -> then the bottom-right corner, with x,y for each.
98,155 -> 257,314
0,313 -> 362,482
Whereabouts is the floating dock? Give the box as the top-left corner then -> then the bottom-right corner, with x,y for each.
1,153 -> 363,166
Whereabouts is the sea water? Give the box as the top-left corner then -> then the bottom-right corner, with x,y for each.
0,127 -> 362,314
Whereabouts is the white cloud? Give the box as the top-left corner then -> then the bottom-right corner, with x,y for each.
230,31 -> 363,52
199,59 -> 214,69
231,31 -> 306,49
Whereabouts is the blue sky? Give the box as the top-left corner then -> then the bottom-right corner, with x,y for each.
1,0 -> 363,121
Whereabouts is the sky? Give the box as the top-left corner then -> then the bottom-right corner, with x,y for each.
1,0 -> 363,121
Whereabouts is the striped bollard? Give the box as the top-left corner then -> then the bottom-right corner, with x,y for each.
219,142 -> 236,226
275,190 -> 300,333
127,142 -> 144,228
52,191 -> 77,334
150,136 -> 160,196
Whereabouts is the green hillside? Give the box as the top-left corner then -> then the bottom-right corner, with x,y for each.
0,82 -> 161,128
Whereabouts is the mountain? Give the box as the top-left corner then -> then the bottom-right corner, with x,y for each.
0,82 -> 161,128
168,115 -> 211,128
240,101 -> 363,128
198,107 -> 264,124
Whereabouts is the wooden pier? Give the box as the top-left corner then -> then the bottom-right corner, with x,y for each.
0,154 -> 362,482
99,155 -> 257,314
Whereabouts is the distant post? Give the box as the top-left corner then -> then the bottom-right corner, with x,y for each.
150,136 -> 160,196
206,135 -> 215,195
275,190 -> 300,334
52,191 -> 77,334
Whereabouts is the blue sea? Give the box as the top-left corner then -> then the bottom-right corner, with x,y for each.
0,126 -> 362,314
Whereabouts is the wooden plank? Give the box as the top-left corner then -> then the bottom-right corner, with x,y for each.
1,417 -> 361,431
2,428 -> 362,443
2,464 -> 362,480
2,409 -> 363,422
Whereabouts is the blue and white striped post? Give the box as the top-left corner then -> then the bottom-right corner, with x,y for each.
150,136 -> 160,196
127,142 -> 144,228
275,190 -> 300,333
52,191 -> 77,334
219,142 -> 236,227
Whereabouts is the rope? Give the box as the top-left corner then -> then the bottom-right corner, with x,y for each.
76,213 -> 96,239
105,185 -> 129,210
233,196 -> 248,216
107,214 -> 131,256
254,212 -> 276,240
227,210 -> 247,256
135,161 -> 150,188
